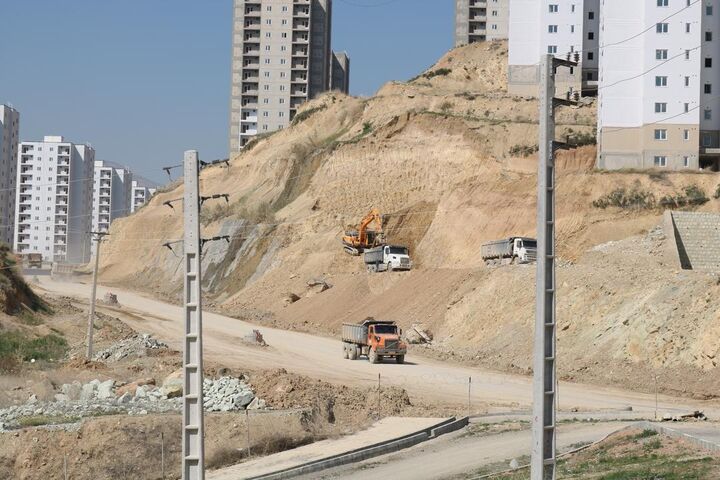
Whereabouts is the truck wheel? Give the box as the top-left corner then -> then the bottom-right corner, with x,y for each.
349,346 -> 358,360
343,343 -> 349,359
396,355 -> 405,364
369,349 -> 379,364
387,263 -> 394,272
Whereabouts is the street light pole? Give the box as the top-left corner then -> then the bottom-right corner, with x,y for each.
86,231 -> 108,359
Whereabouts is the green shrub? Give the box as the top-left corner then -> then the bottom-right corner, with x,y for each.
659,184 -> 709,208
291,105 -> 327,126
0,331 -> 68,371
592,187 -> 656,210
423,68 -> 452,80
509,144 -> 539,157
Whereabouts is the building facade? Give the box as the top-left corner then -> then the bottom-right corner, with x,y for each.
130,179 -> 157,213
455,0 -> 510,46
508,0 -> 600,96
330,51 -> 350,93
229,0 -> 337,153
0,105 -> 19,246
598,0 -> 720,170
91,161 -> 132,255
14,136 -> 94,263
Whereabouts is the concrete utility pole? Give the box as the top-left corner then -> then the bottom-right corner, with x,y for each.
531,54 -> 577,480
182,150 -> 205,480
86,231 -> 109,359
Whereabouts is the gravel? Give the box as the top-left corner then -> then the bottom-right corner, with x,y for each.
93,334 -> 168,362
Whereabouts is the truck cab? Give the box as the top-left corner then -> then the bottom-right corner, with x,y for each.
512,237 -> 537,263
367,322 -> 406,364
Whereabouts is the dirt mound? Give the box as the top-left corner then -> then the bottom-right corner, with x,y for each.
96,42 -> 720,399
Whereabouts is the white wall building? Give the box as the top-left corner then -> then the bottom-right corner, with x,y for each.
91,161 -> 132,255
14,136 -> 94,263
130,179 -> 157,213
508,0 -> 600,96
0,105 -> 19,246
598,0 -> 720,170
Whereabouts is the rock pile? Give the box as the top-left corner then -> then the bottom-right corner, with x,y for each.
93,334 -> 168,362
0,375 -> 266,431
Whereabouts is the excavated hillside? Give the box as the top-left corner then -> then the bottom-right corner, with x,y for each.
100,42 -> 720,399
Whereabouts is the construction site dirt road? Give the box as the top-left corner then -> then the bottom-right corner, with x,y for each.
36,277 -> 720,418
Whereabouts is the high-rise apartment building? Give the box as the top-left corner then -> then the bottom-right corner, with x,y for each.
130,179 -> 157,213
14,136 -> 94,263
229,0 -> 340,153
508,0 -> 599,96
0,105 -> 19,246
330,51 -> 350,94
91,160 -> 132,240
455,0 -> 510,46
598,0 -> 720,170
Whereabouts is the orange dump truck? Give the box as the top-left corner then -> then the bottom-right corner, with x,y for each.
342,320 -> 407,364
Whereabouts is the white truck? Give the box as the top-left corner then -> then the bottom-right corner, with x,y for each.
364,245 -> 412,272
481,237 -> 537,266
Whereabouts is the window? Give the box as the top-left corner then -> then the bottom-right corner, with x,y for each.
707,32 -> 713,41
548,45 -> 558,54
265,19 -> 271,25
570,25 -> 575,33
588,32 -> 595,40
657,0 -> 668,5
656,49 -> 668,60
686,23 -> 691,33
588,52 -> 594,60
684,103 -> 690,112
588,11 -> 595,19
654,129 -> 667,140
684,129 -> 690,140
654,156 -> 667,167
548,25 -> 558,33
262,111 -> 269,117
705,109 -> 712,120
685,76 -> 690,86
586,71 -> 594,80
656,23 -> 668,33
703,134 -> 713,147
705,84 -> 712,94
706,58 -> 713,68
279,112 -> 285,117
549,4 -> 558,12
655,76 -> 668,86
655,102 -> 667,113
707,5 -> 714,15
686,49 -> 691,59
683,156 -> 690,168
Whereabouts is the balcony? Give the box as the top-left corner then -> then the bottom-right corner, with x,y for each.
56,207 -> 68,215
292,47 -> 308,57
19,206 -> 32,214
240,126 -> 258,136
55,227 -> 67,235
291,88 -> 308,96
58,146 -> 70,155
57,156 -> 70,166
55,219 -> 67,226
58,167 -> 70,176
21,145 -> 34,154
292,59 -> 308,70
20,175 -> 33,185
21,154 -> 32,164
244,6 -> 261,16
241,112 -> 258,123
100,180 -> 111,188
19,194 -> 31,204
293,20 -> 310,30
244,19 -> 261,29
293,6 -> 310,17
57,186 -> 69,195
243,58 -> 260,68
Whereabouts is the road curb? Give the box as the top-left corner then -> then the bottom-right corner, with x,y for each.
246,416 -> 470,480
636,421 -> 720,453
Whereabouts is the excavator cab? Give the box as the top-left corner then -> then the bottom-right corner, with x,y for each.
342,208 -> 385,255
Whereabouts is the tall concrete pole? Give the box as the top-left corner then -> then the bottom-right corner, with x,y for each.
182,150 -> 205,480
531,54 -> 557,480
86,232 -> 107,360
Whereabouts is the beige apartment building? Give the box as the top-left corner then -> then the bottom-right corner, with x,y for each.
455,0 -> 509,46
229,0 -> 349,153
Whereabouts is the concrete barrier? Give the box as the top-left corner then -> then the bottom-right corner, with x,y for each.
636,421 -> 720,453
247,417 -> 467,480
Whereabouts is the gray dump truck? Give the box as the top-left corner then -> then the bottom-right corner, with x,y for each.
342,319 -> 407,364
364,245 -> 412,272
481,237 -> 537,266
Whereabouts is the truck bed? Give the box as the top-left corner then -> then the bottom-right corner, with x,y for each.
342,323 -> 368,345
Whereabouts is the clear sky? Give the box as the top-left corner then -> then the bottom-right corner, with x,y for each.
0,0 -> 453,183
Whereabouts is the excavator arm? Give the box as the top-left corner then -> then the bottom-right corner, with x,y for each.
342,208 -> 384,255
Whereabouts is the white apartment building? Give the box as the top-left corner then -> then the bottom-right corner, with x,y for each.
91,161 -> 132,255
14,136 -> 94,264
455,0 -> 510,46
0,105 -> 19,246
508,0 -> 600,96
229,0 -> 348,153
598,0 -> 720,170
130,179 -> 157,213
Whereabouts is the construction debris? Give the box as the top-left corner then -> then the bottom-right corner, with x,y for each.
93,334 -> 168,362
404,324 -> 434,344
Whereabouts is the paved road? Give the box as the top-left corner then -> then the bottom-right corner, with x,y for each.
36,277 -> 720,416
208,417 -> 448,479
305,422 -> 631,480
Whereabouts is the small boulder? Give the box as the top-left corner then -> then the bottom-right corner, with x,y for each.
54,393 -> 69,403
116,393 -> 132,405
116,378 -> 156,397
233,392 -> 255,409
80,383 -> 97,402
61,381 -> 82,401
163,384 -> 183,399
246,397 -> 266,410
96,380 -> 115,400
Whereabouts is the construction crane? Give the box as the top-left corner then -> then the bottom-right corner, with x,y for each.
342,208 -> 385,256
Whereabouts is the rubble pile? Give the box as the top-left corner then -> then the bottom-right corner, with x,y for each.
93,334 -> 168,362
0,375 -> 266,431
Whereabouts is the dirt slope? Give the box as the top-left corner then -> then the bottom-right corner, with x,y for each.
98,41 -> 720,398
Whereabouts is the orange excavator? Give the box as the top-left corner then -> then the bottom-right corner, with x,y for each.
342,208 -> 385,256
